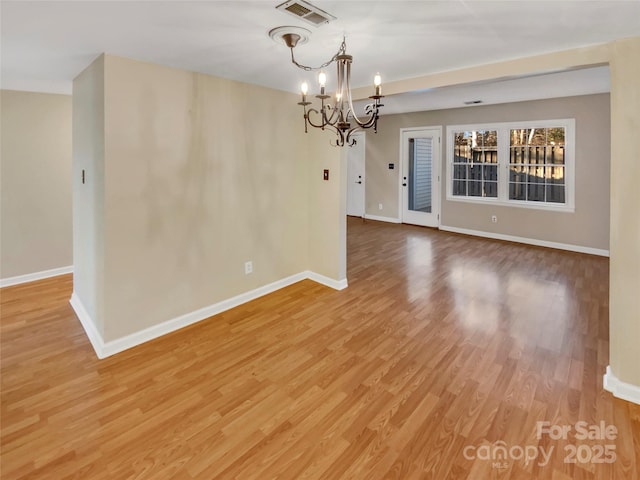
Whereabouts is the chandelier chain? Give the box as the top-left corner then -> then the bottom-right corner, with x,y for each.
289,37 -> 347,72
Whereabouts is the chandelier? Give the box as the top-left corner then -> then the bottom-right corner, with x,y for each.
270,27 -> 384,147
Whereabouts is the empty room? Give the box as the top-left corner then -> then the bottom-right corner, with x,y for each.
1,1 -> 639,479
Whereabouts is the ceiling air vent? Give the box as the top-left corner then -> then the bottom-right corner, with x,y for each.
276,0 -> 336,27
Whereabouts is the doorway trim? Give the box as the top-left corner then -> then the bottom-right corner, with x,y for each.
398,125 -> 442,227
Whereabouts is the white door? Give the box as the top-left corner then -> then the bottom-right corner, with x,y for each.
400,127 -> 441,227
347,132 -> 365,217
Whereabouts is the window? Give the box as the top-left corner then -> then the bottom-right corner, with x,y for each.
452,130 -> 498,198
447,119 -> 574,211
509,127 -> 565,204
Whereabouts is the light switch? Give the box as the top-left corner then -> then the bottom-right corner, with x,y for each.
323,169 -> 329,181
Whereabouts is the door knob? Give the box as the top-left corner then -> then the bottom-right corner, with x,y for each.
356,181 -> 362,184
402,183 -> 407,186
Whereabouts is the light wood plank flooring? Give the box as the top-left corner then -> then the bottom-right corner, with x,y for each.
1,218 -> 639,479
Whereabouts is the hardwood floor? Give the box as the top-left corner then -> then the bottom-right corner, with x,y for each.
1,218 -> 639,479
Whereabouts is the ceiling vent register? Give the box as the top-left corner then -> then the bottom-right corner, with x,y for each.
276,0 -> 336,27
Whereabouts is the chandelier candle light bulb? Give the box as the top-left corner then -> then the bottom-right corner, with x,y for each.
318,71 -> 327,95
374,73 -> 382,96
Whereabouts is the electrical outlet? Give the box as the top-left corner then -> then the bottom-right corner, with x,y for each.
378,203 -> 383,210
491,215 -> 498,223
244,261 -> 253,274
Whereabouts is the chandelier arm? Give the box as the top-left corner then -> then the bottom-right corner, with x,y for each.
335,131 -> 347,147
323,103 -> 341,126
370,102 -> 383,132
344,60 -> 375,129
320,99 -> 331,126
349,107 -> 375,129
353,104 -> 380,130
331,127 -> 347,147
322,103 -> 335,129
345,128 -> 361,146
306,107 -> 334,131
307,106 -> 352,147
303,110 -> 308,133
337,56 -> 348,124
351,99 -> 383,129
323,123 -> 344,142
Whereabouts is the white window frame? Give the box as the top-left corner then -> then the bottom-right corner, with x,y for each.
446,119 -> 575,212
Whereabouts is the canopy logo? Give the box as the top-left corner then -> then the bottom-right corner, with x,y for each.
463,421 -> 618,469
463,442 -> 552,468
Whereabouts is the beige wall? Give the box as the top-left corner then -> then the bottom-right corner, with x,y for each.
1,90 -> 72,279
307,132 -> 345,280
365,94 -> 611,251
73,56 -> 106,332
609,37 -> 640,389
74,55 -> 341,342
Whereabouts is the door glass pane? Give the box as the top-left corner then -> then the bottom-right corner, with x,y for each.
408,138 -> 432,213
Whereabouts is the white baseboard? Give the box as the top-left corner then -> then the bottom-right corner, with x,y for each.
1,265 -> 73,288
603,366 -> 640,405
439,225 -> 609,257
70,270 -> 347,359
69,292 -> 107,358
364,214 -> 401,224
305,271 -> 348,290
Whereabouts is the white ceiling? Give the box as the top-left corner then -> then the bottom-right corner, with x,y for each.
1,1 -> 639,110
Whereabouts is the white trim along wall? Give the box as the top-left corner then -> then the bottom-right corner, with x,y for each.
604,366 -> 640,405
71,270 -> 347,359
363,214 -> 401,223
439,225 -> 609,257
0,265 -> 73,288
356,218 -> 608,257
